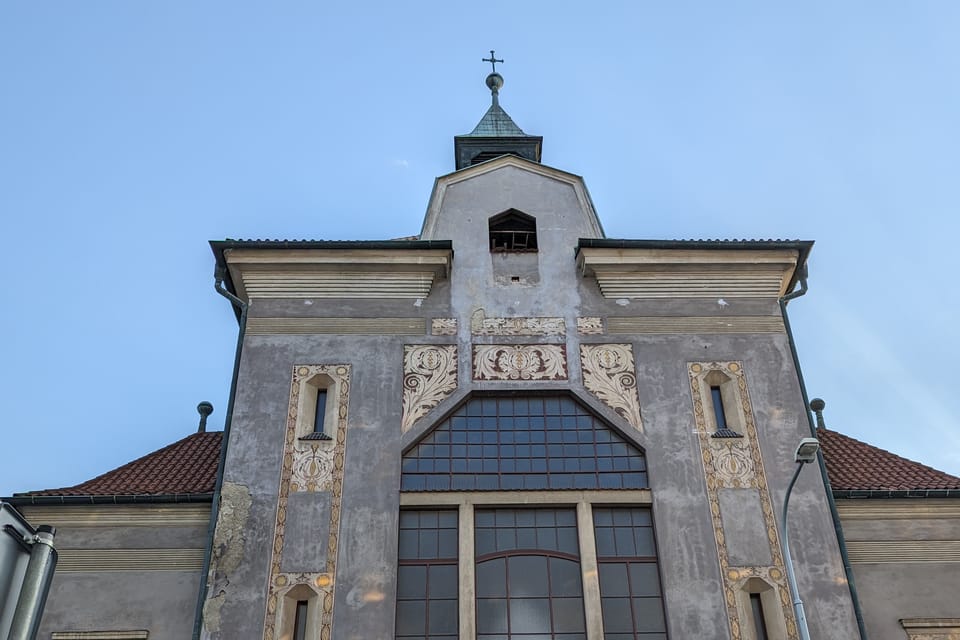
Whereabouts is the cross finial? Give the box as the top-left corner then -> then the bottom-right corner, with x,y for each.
483,50 -> 503,73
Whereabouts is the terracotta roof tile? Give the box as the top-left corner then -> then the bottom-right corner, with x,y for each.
20,432 -> 222,496
17,426 -> 958,497
818,428 -> 960,491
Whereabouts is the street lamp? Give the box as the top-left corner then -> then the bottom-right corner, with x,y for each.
780,437 -> 820,640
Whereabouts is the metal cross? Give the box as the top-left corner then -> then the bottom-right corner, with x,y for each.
482,50 -> 503,73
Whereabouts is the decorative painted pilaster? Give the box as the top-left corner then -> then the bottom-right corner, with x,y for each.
688,361 -> 798,640
264,364 -> 351,640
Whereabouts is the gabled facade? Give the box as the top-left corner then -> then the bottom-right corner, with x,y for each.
8,65 -> 960,640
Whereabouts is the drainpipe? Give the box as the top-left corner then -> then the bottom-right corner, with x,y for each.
779,264 -> 869,640
192,262 -> 248,640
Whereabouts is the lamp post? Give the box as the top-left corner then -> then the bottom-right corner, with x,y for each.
780,437 -> 820,640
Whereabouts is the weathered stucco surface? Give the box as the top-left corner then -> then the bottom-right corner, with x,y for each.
202,159 -> 861,639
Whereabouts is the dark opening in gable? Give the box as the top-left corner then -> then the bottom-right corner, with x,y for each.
489,209 -> 538,253
401,395 -> 647,492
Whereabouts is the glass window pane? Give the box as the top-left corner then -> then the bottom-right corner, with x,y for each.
476,599 -> 508,633
429,599 -> 458,635
509,598 -> 551,633
628,563 -> 661,596
598,563 -> 629,597
438,529 -> 458,559
594,527 -> 616,557
398,565 -> 427,599
552,597 -> 586,632
508,556 -> 549,597
549,558 -> 583,596
634,527 -> 655,556
419,530 -> 438,558
399,530 -> 419,560
395,601 -> 426,635
476,558 -> 506,597
429,565 -> 457,597
613,527 -> 635,556
600,597 -> 633,633
633,597 -> 667,632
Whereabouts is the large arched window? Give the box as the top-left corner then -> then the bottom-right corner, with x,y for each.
397,395 -> 668,640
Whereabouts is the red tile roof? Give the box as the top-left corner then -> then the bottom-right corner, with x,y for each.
817,428 -> 960,491
14,427 -> 959,497
20,432 -> 222,496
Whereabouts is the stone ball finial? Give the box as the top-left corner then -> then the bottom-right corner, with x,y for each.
809,398 -> 825,412
486,72 -> 504,93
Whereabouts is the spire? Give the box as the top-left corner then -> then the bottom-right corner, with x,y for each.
454,51 -> 543,170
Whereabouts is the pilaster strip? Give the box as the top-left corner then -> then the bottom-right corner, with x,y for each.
264,365 -> 351,640
688,361 -> 798,640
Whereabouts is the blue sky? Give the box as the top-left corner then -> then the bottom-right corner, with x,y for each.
2,2 -> 959,496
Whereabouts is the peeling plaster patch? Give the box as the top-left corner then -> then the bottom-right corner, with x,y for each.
413,298 -> 423,307
212,482 -> 252,573
202,590 -> 227,633
202,482 -> 252,632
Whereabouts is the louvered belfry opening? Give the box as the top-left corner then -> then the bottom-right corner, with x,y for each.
488,210 -> 538,253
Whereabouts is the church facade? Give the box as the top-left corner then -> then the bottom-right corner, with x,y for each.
9,64 -> 960,640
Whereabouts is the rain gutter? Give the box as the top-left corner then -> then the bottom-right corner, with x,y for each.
779,264 -> 868,640
192,262 -> 248,639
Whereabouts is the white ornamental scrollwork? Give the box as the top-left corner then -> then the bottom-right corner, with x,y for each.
709,440 -> 756,488
470,309 -> 566,336
290,444 -> 336,492
472,345 -> 567,381
580,344 -> 643,431
402,345 -> 458,431
431,318 -> 458,336
576,317 -> 604,335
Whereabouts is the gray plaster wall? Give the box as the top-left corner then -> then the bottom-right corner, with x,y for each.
22,512 -> 208,640
839,504 -> 960,640
39,570 -> 200,639
206,161 -> 859,639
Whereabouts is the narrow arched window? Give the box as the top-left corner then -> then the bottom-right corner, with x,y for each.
489,210 -> 537,252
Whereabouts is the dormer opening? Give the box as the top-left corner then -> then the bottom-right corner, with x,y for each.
489,209 -> 538,252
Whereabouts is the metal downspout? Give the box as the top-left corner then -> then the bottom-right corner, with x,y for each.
192,264 -> 248,640
779,264 -> 869,640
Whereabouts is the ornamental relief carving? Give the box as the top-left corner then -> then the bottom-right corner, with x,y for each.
471,309 -> 565,336
264,364 -> 350,640
576,316 -> 604,335
579,344 -> 643,431
431,318 -> 458,336
402,345 -> 458,431
704,439 -> 756,489
473,344 -> 568,381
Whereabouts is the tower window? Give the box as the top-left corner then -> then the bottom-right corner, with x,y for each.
293,601 -> 309,640
710,386 -> 728,430
489,210 -> 537,252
